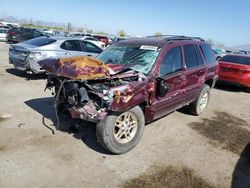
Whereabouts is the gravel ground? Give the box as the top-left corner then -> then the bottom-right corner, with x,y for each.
0,42 -> 249,188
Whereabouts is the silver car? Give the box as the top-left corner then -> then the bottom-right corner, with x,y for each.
9,37 -> 103,74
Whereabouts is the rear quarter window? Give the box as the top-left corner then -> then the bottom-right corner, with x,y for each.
23,37 -> 57,46
184,45 -> 200,69
200,44 -> 216,64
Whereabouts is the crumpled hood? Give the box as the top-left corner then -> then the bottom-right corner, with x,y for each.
38,56 -> 112,80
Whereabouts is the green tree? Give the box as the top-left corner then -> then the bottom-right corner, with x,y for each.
95,31 -> 108,35
206,38 -> 215,47
154,32 -> 163,36
216,42 -> 226,49
118,30 -> 126,37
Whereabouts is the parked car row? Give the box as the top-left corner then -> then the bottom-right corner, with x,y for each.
7,35 -> 250,154
1,26 -> 115,49
213,47 -> 250,60
70,33 -> 111,47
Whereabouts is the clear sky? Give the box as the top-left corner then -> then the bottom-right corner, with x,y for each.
0,0 -> 249,46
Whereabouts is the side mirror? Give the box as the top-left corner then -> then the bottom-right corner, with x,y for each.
156,78 -> 168,98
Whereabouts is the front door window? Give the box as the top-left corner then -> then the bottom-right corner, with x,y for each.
160,46 -> 182,77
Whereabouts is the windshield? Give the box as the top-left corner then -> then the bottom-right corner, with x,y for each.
220,55 -> 250,65
97,44 -> 161,74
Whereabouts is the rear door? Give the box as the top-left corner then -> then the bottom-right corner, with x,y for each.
183,44 -> 206,103
199,44 -> 217,80
23,29 -> 34,40
151,45 -> 186,119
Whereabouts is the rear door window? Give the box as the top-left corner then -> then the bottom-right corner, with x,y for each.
200,44 -> 216,64
184,45 -> 200,69
160,46 -> 182,76
60,40 -> 82,51
194,45 -> 204,65
34,30 -> 42,37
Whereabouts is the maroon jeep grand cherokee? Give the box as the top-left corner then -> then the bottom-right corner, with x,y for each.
41,36 -> 218,154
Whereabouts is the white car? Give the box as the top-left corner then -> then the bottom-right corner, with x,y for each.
79,36 -> 105,49
0,28 -> 8,42
213,48 -> 226,60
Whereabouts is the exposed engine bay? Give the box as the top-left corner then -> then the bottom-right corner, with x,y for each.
46,71 -> 146,127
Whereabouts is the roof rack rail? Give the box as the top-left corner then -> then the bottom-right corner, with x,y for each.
147,35 -> 205,42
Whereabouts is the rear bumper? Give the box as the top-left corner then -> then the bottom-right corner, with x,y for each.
6,36 -> 18,43
0,37 -> 7,42
9,58 -> 45,74
219,74 -> 250,87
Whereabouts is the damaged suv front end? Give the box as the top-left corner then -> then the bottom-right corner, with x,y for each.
39,44 -> 161,153
44,59 -> 148,124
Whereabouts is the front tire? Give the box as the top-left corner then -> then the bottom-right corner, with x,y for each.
189,84 -> 211,116
96,106 -> 145,154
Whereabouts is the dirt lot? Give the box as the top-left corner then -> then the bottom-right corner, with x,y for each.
0,42 -> 250,188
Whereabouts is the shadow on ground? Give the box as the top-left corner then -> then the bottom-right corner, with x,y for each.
214,81 -> 244,93
232,143 -> 250,188
6,68 -> 47,80
24,97 -> 109,154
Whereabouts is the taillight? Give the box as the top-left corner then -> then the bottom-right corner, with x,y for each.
215,63 -> 219,75
239,68 -> 250,74
9,31 -> 16,35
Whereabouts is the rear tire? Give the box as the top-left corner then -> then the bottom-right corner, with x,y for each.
17,38 -> 24,43
189,84 -> 211,116
216,56 -> 221,60
96,106 -> 145,154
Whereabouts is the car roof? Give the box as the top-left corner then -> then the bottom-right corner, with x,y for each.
116,37 -> 166,47
116,36 -> 205,48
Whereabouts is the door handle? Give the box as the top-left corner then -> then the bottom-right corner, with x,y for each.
173,78 -> 181,83
180,75 -> 186,80
173,75 -> 186,83
199,70 -> 205,74
191,74 -> 198,78
87,54 -> 93,57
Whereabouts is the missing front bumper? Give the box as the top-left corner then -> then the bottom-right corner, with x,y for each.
68,101 -> 107,122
